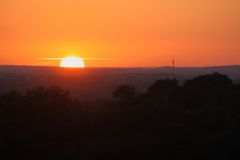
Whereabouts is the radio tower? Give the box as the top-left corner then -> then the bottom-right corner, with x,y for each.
172,59 -> 175,75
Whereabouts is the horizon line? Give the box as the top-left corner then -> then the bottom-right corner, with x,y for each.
0,64 -> 240,69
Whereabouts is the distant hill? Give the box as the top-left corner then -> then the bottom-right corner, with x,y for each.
0,65 -> 240,100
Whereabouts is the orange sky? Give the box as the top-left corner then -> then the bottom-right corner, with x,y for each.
0,0 -> 240,67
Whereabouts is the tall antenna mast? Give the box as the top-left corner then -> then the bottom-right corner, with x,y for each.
172,59 -> 175,75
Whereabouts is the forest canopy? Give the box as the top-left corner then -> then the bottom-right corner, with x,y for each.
0,73 -> 240,159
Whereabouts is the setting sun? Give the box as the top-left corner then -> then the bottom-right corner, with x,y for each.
60,56 -> 85,68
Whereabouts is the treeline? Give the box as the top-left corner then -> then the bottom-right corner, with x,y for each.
1,73 -> 240,159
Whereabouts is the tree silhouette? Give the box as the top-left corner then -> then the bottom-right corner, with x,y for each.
146,79 -> 180,103
113,84 -> 138,104
182,72 -> 234,107
1,73 -> 240,159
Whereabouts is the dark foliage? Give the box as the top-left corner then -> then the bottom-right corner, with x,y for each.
1,72 -> 240,159
113,84 -> 138,104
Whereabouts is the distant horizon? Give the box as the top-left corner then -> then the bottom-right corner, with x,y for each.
1,64 -> 240,69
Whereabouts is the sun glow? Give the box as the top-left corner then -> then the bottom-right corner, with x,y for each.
60,56 -> 85,68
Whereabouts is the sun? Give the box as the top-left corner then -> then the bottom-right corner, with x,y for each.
60,56 -> 85,68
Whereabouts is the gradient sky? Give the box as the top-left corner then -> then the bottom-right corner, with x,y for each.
1,0 -> 240,67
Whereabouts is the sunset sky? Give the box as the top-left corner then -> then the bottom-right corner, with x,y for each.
1,0 -> 240,67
